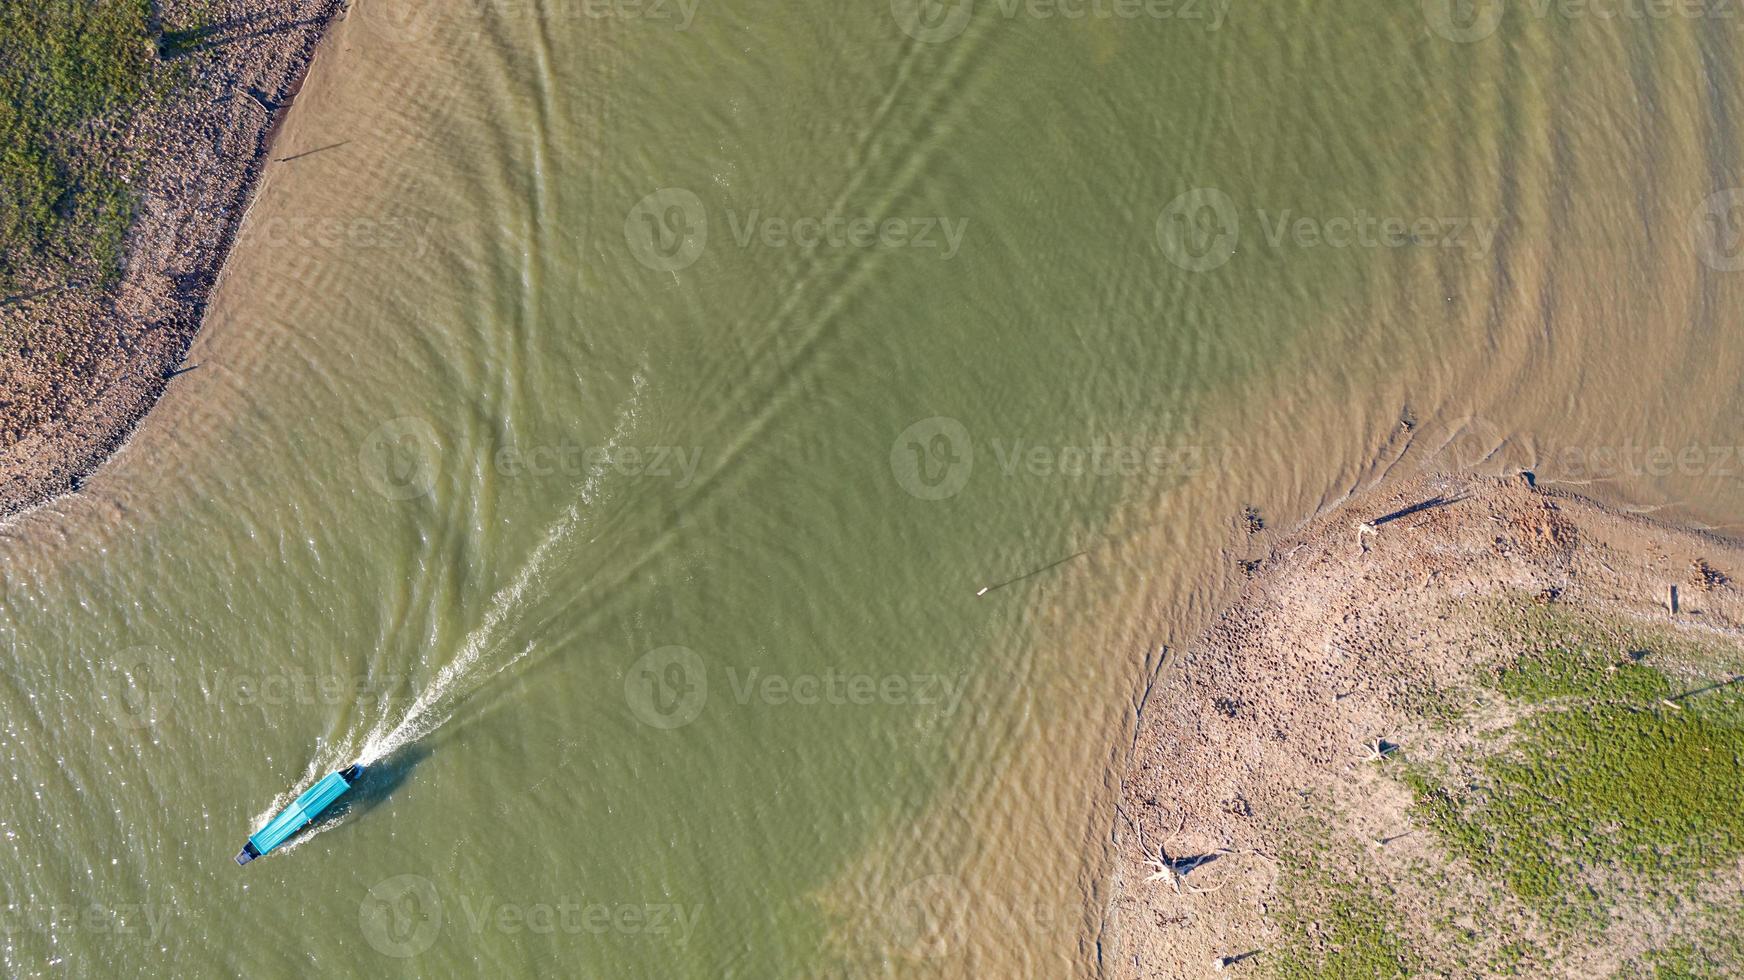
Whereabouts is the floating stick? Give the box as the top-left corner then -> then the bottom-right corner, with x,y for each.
974,550 -> 1087,597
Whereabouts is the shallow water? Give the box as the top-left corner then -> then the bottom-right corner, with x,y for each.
2,1 -> 1742,975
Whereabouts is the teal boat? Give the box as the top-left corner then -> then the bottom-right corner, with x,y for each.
234,764 -> 363,865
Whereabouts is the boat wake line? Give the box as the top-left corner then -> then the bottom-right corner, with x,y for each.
249,373 -> 647,848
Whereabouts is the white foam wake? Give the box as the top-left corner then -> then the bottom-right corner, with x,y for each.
357,373 -> 646,764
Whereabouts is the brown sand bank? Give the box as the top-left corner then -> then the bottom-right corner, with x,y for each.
1106,474 -> 1744,977
0,0 -> 343,521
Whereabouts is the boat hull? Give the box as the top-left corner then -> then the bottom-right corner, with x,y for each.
235,764 -> 364,865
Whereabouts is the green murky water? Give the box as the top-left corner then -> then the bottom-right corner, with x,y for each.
3,0 -> 1743,975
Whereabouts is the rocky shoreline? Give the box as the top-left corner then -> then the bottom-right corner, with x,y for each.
0,0 -> 344,521
1105,474 -> 1744,977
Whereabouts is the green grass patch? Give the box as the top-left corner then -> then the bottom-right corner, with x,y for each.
1615,922 -> 1744,980
1479,596 -> 1744,699
1632,942 -> 1724,980
1271,840 -> 1421,980
1395,678 -> 1470,730
1405,600 -> 1744,922
1488,640 -> 1674,704
0,1 -> 156,291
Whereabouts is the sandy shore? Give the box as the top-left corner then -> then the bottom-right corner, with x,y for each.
0,0 -> 343,521
1103,473 -> 1744,976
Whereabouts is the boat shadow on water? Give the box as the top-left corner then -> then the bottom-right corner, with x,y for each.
307,744 -> 431,835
